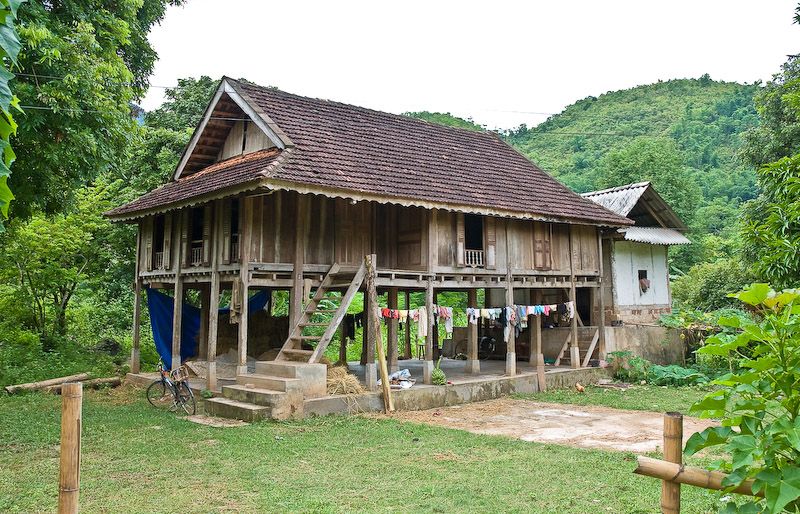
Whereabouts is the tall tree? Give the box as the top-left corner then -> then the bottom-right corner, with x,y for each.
9,0 -> 183,219
596,138 -> 701,226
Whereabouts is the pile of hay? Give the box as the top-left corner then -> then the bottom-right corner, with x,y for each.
326,366 -> 363,395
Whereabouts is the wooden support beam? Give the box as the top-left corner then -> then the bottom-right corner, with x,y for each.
58,382 -> 82,514
237,197 -> 253,376
198,283 -> 210,360
568,226 -> 579,369
207,200 -> 221,392
505,220 -> 516,376
360,292 -> 369,366
387,287 -> 399,373
597,232 -> 607,361
465,288 -> 480,374
289,195 -> 307,329
403,290 -> 412,359
366,255 -> 393,412
339,321 -> 348,365
423,279 -> 434,384
582,328 -> 600,368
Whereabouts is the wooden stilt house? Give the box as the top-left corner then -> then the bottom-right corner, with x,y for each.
106,78 -> 631,417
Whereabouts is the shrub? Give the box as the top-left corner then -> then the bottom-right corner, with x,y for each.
607,351 -> 650,383
686,284 -> 800,513
671,258 -> 756,311
648,364 -> 709,386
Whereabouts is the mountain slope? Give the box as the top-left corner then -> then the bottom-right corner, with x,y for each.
504,77 -> 760,202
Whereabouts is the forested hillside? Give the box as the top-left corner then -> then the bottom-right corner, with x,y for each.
504,77 -> 759,202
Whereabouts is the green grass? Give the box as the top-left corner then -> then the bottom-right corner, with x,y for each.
0,386 -> 726,513
513,384 -> 710,414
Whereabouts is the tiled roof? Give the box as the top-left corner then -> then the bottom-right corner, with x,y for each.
106,149 -> 282,217
108,78 -> 631,226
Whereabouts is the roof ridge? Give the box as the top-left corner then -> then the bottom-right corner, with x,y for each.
227,77 -> 499,141
581,181 -> 651,197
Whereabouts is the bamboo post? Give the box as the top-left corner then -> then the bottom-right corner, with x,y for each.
58,382 -> 82,514
634,456 -> 762,498
365,255 -> 393,411
662,412 -> 683,514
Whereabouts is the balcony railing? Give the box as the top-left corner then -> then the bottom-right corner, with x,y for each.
230,233 -> 240,262
190,241 -> 203,267
465,249 -> 485,268
154,251 -> 165,270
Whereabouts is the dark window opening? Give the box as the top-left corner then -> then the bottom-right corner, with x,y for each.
230,199 -> 240,262
241,122 -> 248,154
638,270 -> 651,294
190,207 -> 204,241
638,270 -> 648,280
465,214 -> 484,250
153,214 -> 165,269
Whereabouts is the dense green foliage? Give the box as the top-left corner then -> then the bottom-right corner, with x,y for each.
9,0 -> 180,219
740,51 -> 800,288
0,0 -> 22,227
687,284 -> 800,513
672,258 -> 756,311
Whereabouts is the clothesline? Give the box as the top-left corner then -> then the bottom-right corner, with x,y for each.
379,301 -> 576,343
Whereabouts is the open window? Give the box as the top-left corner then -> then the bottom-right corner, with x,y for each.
153,215 -> 166,270
464,214 -> 484,267
638,269 -> 650,294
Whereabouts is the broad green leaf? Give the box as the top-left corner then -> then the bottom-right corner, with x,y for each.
684,426 -> 732,456
0,17 -> 21,63
0,174 -> 12,218
735,283 -> 772,306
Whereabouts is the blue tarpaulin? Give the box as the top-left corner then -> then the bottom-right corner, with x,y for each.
146,288 -> 270,365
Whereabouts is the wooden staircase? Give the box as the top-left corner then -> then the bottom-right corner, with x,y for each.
554,327 -> 601,367
276,262 -> 366,363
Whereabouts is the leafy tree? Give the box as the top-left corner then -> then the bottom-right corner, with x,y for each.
8,0 -> 182,219
671,258 -> 755,311
596,138 -> 701,226
145,75 -> 217,131
0,0 -> 23,227
686,284 -> 800,513
1,179 -> 121,338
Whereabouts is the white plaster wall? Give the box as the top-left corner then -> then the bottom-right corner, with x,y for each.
612,241 -> 670,307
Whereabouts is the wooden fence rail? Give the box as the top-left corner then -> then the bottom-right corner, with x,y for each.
633,412 -> 761,513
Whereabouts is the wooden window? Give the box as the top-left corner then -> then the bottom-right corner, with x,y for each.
533,222 -> 552,270
485,217 -> 497,269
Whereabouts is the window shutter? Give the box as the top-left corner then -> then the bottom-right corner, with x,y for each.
456,213 -> 465,266
162,214 -> 172,269
485,217 -> 497,269
533,222 -> 552,270
202,205 -> 212,266
181,210 -> 190,268
222,199 -> 232,264
143,217 -> 153,272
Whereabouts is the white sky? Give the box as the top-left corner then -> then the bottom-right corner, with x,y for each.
141,0 -> 800,130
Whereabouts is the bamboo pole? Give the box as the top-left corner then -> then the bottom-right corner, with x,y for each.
47,377 -> 121,393
58,382 -> 82,514
365,255 -> 393,412
634,456 -> 762,498
662,412 -> 683,514
5,373 -> 91,394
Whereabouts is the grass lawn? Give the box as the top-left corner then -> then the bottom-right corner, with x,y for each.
514,384 -> 711,414
1,386 -> 724,513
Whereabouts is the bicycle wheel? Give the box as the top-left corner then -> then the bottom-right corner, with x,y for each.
146,380 -> 173,410
176,382 -> 196,415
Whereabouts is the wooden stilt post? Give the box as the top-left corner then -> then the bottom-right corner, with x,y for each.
290,195 -> 307,330
207,200 -> 221,392
360,292 -> 369,366
504,273 -> 516,376
338,322 -> 348,365
465,288 -> 480,373
530,289 -> 546,391
597,231 -> 607,362
568,226 -> 580,369
131,278 -> 142,374
364,268 -> 377,390
662,412 -> 683,514
237,197 -> 253,376
423,279 -> 435,384
171,279 -> 184,371
387,286 -> 399,372
403,290 -> 412,359
198,284 -> 210,359
58,382 -> 82,514
366,255 -> 393,412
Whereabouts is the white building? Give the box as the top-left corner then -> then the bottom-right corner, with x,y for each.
583,182 -> 690,324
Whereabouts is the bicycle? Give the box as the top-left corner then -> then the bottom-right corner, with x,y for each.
146,362 -> 196,415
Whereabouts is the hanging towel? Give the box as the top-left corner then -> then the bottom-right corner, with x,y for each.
467,307 -> 479,325
417,308 -> 428,340
566,301 -> 575,320
443,307 -> 454,337
399,310 -> 409,322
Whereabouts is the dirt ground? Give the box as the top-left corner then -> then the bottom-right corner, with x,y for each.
388,398 -> 715,453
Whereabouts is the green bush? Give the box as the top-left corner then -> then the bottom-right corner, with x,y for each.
686,284 -> 800,513
607,351 -> 650,383
671,258 -> 756,311
648,364 -> 709,386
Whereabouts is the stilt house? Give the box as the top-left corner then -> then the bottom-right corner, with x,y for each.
106,78 -> 632,418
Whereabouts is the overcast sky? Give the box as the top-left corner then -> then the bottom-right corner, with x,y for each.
141,0 -> 800,130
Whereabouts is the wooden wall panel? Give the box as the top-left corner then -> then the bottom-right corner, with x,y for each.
305,196 -> 335,265
570,225 -> 599,273
277,192 -> 297,263
437,210 -> 457,268
396,206 -> 425,269
334,199 -> 372,265
506,219 -> 533,270
550,223 -> 570,271
532,221 -> 552,270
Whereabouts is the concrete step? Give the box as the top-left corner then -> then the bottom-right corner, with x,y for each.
236,373 -> 301,392
204,397 -> 271,422
255,361 -> 298,378
222,384 -> 286,406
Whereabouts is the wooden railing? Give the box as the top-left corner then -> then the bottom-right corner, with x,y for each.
465,249 -> 484,268
230,233 -> 239,262
154,251 -> 165,270
190,241 -> 203,267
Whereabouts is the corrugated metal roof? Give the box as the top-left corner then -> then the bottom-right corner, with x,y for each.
619,227 -> 691,245
581,182 -> 650,217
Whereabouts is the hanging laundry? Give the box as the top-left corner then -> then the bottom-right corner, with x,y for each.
466,307 -> 479,325
399,310 -> 409,322
566,301 -> 575,320
442,306 -> 453,337
417,308 -> 428,340
480,308 -> 490,319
